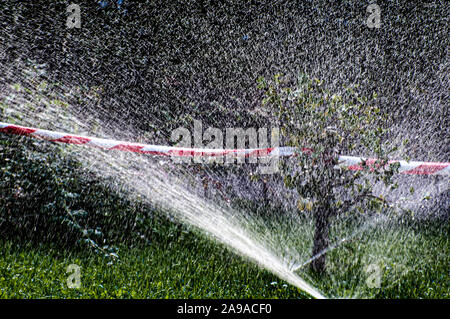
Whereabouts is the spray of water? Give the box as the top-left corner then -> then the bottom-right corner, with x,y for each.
2,60 -> 448,299
2,62 -> 328,298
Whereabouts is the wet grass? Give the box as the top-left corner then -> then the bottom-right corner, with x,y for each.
246,209 -> 449,299
1,214 -> 447,299
308,218 -> 450,299
0,235 -> 309,299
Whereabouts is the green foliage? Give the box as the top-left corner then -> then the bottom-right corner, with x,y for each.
258,73 -> 400,216
257,73 -> 406,273
0,135 -> 182,256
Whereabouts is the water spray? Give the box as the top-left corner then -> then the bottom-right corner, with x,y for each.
1,122 -> 448,176
1,121 -> 448,299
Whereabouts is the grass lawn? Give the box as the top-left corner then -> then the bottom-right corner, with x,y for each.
0,236 -> 310,299
1,214 -> 448,299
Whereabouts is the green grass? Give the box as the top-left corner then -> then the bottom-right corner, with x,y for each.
1,215 -> 448,299
308,218 -> 450,299
0,236 -> 310,299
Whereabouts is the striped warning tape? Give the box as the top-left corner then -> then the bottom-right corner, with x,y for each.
1,122 -> 448,176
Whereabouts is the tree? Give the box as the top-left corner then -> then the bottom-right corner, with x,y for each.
257,73 -> 401,273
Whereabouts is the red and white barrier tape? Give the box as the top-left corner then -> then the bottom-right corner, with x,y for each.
1,122 -> 448,176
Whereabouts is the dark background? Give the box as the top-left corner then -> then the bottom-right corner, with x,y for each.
0,0 -> 448,161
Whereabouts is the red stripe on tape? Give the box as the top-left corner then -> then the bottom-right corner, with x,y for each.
403,164 -> 447,175
347,158 -> 378,171
51,135 -> 91,145
111,144 -> 145,153
0,125 -> 37,136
